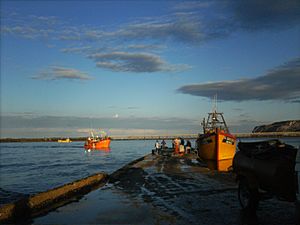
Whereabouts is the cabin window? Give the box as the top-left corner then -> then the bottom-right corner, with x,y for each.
222,137 -> 235,145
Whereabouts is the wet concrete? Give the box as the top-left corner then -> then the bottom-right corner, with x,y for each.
33,152 -> 298,225
0,173 -> 107,223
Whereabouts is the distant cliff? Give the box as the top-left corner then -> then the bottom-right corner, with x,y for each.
252,120 -> 300,133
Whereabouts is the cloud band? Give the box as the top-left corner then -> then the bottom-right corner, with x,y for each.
177,57 -> 300,102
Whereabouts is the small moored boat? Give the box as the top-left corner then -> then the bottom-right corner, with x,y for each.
58,138 -> 72,143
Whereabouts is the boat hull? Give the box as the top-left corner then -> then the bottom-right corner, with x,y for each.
197,129 -> 236,171
84,139 -> 111,150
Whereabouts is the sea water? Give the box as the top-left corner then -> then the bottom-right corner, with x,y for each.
0,138 -> 299,205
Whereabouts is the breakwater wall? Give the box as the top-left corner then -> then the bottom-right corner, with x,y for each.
234,132 -> 300,138
0,154 -> 150,223
111,132 -> 300,140
1,132 -> 300,143
0,173 -> 108,223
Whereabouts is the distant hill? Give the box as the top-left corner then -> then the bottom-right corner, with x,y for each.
252,120 -> 300,133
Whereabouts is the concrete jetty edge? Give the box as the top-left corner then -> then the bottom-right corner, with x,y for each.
0,172 -> 108,223
109,154 -> 152,182
0,154 -> 150,224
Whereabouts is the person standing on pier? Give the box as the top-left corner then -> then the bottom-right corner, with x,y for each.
161,139 -> 166,149
186,140 -> 192,153
174,138 -> 180,154
179,138 -> 185,154
155,140 -> 161,154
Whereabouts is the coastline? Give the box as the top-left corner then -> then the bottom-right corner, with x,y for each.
1,132 -> 300,143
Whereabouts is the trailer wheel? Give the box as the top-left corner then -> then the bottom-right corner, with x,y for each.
238,177 -> 259,211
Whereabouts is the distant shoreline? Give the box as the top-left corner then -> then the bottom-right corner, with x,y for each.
1,132 -> 299,143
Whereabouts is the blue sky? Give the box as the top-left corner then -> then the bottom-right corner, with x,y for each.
1,0 -> 299,138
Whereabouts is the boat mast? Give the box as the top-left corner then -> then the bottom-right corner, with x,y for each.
220,113 -> 229,133
203,94 -> 230,133
201,118 -> 206,133
211,94 -> 218,129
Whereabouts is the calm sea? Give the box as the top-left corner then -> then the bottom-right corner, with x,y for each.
0,138 -> 299,206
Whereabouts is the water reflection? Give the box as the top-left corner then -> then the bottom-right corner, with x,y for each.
85,147 -> 111,152
205,159 -> 233,172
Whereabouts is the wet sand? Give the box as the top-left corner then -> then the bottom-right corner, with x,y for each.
33,152 -> 297,225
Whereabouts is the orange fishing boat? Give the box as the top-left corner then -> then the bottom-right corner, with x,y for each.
84,131 -> 111,150
196,97 -> 236,171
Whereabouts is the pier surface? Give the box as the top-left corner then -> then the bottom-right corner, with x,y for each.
33,151 -> 297,225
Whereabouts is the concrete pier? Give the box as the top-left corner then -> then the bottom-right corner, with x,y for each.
31,151 -> 297,225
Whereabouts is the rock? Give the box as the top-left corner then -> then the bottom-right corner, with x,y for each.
252,120 -> 300,133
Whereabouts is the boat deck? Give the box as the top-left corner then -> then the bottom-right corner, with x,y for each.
33,151 -> 297,225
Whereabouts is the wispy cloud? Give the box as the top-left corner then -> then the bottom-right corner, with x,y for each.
1,12 -> 61,40
110,18 -> 205,44
3,112 -> 276,137
126,44 -> 165,51
60,44 -> 164,56
177,57 -> 300,102
0,114 -> 200,137
2,12 -> 199,73
1,11 -> 204,43
3,1 -> 299,43
60,46 -> 94,54
127,106 -> 139,110
89,51 -> 190,73
32,66 -> 93,80
2,1 -> 299,75
172,1 -> 213,11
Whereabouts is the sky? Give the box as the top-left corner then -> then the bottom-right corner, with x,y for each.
0,0 -> 299,138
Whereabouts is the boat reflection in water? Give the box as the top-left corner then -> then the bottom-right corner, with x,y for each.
205,159 -> 233,171
85,147 -> 111,152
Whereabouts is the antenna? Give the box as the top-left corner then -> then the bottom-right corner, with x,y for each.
216,94 -> 218,112
212,94 -> 217,113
